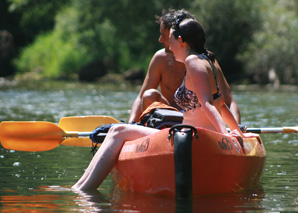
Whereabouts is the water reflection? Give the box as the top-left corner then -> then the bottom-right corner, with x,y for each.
0,184 -> 266,212
1,194 -> 63,212
109,186 -> 266,212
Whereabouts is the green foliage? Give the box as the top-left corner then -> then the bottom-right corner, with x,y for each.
14,31 -> 90,79
7,0 -> 71,43
237,0 -> 298,84
190,0 -> 261,82
65,0 -> 193,73
6,0 -> 298,84
53,4 -> 133,74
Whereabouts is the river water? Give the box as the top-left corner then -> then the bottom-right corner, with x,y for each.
0,80 -> 298,212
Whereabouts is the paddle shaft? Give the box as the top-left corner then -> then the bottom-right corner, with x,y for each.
246,128 -> 283,133
87,126 -> 298,143
84,126 -> 298,140
77,132 -> 92,137
246,127 -> 298,134
58,131 -> 108,140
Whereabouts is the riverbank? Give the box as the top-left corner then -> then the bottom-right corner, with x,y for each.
231,84 -> 298,92
1,76 -> 297,93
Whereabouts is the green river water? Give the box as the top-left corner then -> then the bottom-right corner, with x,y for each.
0,80 -> 298,212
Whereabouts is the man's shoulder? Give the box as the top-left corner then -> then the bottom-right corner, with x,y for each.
153,48 -> 168,59
149,49 -> 168,70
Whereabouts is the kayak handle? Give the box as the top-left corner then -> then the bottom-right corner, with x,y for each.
168,124 -> 199,140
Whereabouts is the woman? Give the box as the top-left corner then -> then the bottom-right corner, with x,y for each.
170,17 -> 240,133
72,18 -> 242,191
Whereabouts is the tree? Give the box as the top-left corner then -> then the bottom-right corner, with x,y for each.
238,0 -> 298,85
67,0 -> 193,73
0,0 -> 71,77
190,0 -> 261,83
12,0 -> 194,79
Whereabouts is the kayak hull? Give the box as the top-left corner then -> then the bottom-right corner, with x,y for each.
111,127 -> 266,197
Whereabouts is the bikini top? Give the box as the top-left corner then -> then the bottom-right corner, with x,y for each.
174,54 -> 221,112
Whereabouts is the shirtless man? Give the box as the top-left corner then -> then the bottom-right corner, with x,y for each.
128,9 -> 241,123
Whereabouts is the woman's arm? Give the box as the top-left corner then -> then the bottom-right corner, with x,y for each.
221,102 -> 244,137
215,61 -> 241,123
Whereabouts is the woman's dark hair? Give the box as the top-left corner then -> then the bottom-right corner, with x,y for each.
172,18 -> 216,62
156,9 -> 195,30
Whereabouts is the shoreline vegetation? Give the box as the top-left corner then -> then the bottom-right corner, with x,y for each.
1,1 -> 298,86
1,75 -> 297,93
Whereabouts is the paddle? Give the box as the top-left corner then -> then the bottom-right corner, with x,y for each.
82,126 -> 298,138
0,115 -> 297,152
58,116 -> 119,146
0,121 -> 79,151
246,126 -> 298,134
0,116 -> 119,152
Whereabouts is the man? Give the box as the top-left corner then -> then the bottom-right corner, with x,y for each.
128,9 -> 241,123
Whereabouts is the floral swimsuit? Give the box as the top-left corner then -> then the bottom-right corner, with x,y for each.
174,54 -> 221,112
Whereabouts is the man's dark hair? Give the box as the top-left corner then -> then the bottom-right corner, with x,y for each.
155,9 -> 195,30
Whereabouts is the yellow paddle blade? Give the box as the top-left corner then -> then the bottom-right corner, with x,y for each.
0,121 -> 66,152
58,116 -> 119,147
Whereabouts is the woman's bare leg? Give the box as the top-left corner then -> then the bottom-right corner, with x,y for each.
72,124 -> 158,190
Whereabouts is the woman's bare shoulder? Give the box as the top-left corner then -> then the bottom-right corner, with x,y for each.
185,55 -> 207,73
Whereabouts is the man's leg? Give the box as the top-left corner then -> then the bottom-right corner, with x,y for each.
141,89 -> 169,112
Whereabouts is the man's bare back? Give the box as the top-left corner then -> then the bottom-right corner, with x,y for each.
128,48 -> 185,122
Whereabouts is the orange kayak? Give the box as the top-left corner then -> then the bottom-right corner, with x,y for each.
111,125 -> 266,197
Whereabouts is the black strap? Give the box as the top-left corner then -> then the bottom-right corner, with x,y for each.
201,54 -> 221,100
